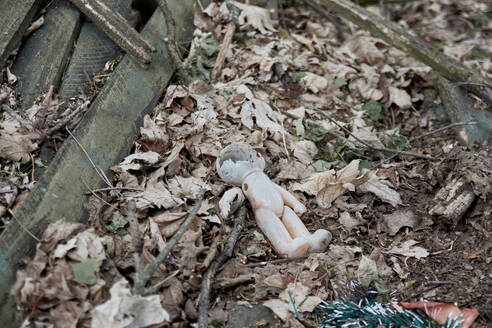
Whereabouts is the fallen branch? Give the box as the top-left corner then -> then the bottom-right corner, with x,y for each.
246,256 -> 307,268
211,22 -> 236,80
198,207 -> 246,328
46,99 -> 90,136
320,0 -> 492,106
133,188 -> 206,295
303,0 -> 344,40
158,0 -> 193,84
410,121 -> 478,142
84,186 -> 144,195
126,200 -> 142,254
310,108 -> 435,160
1,104 -> 34,131
69,0 -> 154,67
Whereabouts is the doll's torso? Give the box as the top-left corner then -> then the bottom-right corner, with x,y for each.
242,171 -> 284,216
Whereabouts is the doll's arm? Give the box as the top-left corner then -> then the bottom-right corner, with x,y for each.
274,184 -> 307,214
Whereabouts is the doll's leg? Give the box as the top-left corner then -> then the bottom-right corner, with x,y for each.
282,206 -> 332,253
281,206 -> 311,239
274,184 -> 307,214
255,207 -> 309,258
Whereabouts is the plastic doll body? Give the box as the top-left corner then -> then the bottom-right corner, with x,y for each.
242,170 -> 331,258
216,142 -> 331,259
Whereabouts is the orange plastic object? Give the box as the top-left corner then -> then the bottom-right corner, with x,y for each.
399,301 -> 479,328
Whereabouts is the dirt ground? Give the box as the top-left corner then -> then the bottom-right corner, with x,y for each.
2,0 -> 491,327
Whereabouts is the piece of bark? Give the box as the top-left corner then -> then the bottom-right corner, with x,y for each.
11,0 -> 82,109
0,0 -> 200,324
69,0 -> 154,66
429,177 -> 476,227
320,0 -> 492,106
0,0 -> 42,69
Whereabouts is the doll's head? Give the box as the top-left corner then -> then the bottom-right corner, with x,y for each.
216,142 -> 265,185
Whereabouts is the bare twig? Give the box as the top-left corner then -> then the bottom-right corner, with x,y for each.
126,200 -> 142,254
311,108 -> 435,160
211,22 -> 236,80
84,186 -> 144,195
126,200 -> 143,283
8,209 -> 40,242
66,127 -> 112,187
82,178 -> 118,210
46,100 -> 89,136
159,0 -> 193,84
2,104 -> 34,131
198,207 -> 246,328
246,257 -> 307,268
144,270 -> 180,295
410,121 -> 478,142
133,188 -> 206,294
424,280 -> 452,286
69,0 -> 154,67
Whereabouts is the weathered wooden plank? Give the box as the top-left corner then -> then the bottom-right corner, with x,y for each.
0,0 -> 42,69
58,0 -> 133,103
0,0 -> 198,324
11,0 -> 82,109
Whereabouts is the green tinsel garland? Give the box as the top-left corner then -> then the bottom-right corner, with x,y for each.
316,282 -> 461,328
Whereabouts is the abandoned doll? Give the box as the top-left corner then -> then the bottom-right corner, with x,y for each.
217,142 -> 331,258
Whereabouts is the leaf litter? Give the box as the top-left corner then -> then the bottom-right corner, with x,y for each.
5,0 -> 492,327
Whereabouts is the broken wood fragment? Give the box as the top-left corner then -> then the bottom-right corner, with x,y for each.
0,0 -> 42,69
12,0 -> 81,109
211,22 -> 236,80
69,0 -> 155,66
429,177 -> 476,228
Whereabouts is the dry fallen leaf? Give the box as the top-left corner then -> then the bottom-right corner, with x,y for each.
138,115 -> 169,155
292,140 -> 318,165
234,1 -> 276,34
117,151 -> 160,172
382,209 -> 420,236
300,73 -> 329,93
236,85 -> 283,133
134,181 -> 183,209
388,86 -> 412,109
358,171 -> 402,207
387,240 -> 429,259
263,281 -> 322,321
293,160 -> 368,208
0,116 -> 37,163
91,279 -> 169,328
